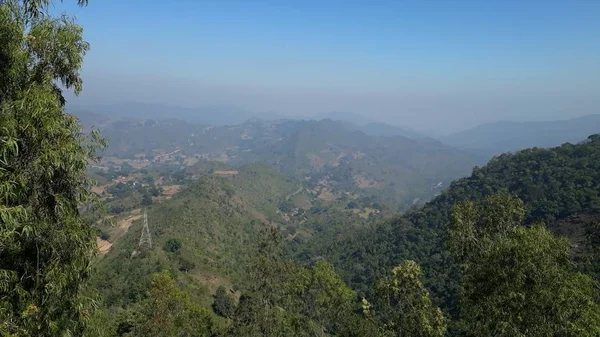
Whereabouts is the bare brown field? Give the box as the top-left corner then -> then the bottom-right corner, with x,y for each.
213,170 -> 239,176
96,237 -> 112,255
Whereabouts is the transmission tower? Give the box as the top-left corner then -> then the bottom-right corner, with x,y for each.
138,209 -> 152,248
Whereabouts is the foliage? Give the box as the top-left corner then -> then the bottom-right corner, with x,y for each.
374,260 -> 446,337
212,285 -> 235,318
448,194 -> 600,336
104,181 -> 158,214
164,238 -> 182,253
226,227 -> 360,336
83,115 -> 481,211
131,271 -> 215,337
0,0 -> 105,335
140,193 -> 152,206
301,135 -> 600,319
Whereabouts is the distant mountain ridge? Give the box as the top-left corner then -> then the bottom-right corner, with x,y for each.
69,101 -> 283,126
311,112 -> 429,140
72,104 -> 430,140
442,114 -> 600,154
75,109 -> 483,211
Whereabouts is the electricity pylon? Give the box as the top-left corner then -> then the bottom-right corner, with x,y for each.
138,208 -> 152,248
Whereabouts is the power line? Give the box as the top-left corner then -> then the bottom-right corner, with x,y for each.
138,208 -> 152,248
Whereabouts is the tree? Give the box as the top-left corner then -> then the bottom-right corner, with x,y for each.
227,227 -> 302,337
132,272 -> 214,337
149,186 -> 160,197
448,194 -> 600,336
164,238 -> 182,253
141,192 -> 153,206
375,260 -> 447,337
300,260 -> 356,334
0,0 -> 106,335
212,285 -> 235,318
227,227 -> 361,336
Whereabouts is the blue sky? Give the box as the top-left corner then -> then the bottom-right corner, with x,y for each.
59,0 -> 600,132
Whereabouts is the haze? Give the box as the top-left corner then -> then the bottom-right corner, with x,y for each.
61,0 -> 600,134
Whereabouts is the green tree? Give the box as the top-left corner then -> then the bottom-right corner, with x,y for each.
448,194 -> 600,336
299,260 -> 356,334
228,227 -> 361,336
132,272 -> 214,337
212,285 -> 235,318
227,227 -> 302,337
141,193 -> 153,206
0,0 -> 105,335
163,238 -> 182,253
375,260 -> 447,337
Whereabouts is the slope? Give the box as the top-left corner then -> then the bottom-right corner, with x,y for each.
300,134 -> 600,313
194,119 -> 483,211
89,163 -> 301,311
80,114 -> 484,211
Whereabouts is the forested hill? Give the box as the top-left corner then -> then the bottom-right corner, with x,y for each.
82,116 -> 484,210
305,134 -> 600,309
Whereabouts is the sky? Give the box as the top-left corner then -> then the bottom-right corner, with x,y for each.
58,0 -> 600,133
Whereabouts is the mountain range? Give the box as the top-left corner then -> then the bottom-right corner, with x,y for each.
442,114 -> 600,155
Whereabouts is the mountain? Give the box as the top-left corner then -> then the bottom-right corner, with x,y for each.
69,102 -> 279,126
442,114 -> 600,155
89,160 -> 403,335
88,131 -> 600,335
311,112 -> 428,140
354,122 -> 430,139
85,115 -> 483,211
302,134 -> 600,312
313,111 -> 376,125
92,164 -> 303,304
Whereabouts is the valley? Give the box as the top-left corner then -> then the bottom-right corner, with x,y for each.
2,1 -> 599,336
80,106 -> 600,336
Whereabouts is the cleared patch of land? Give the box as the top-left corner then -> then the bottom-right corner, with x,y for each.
213,170 -> 239,176
96,237 -> 112,255
317,189 -> 336,201
353,174 -> 378,188
91,184 -> 112,198
118,212 -> 142,232
153,185 -> 181,202
95,210 -> 143,255
352,207 -> 380,219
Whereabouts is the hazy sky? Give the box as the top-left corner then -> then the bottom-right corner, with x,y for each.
59,0 -> 600,133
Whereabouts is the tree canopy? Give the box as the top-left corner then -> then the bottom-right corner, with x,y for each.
448,194 -> 600,336
0,0 -> 104,335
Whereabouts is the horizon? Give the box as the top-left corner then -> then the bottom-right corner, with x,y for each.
69,99 -> 600,136
58,0 -> 600,133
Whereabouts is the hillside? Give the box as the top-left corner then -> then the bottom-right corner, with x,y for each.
88,165 -> 294,330
87,134 -> 600,335
88,161 -> 392,334
301,134 -> 600,311
442,114 -> 600,154
90,161 -> 368,297
311,112 -> 427,139
80,114 -> 483,211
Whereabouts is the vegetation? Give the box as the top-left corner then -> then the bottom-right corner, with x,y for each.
53,135 -> 600,335
81,115 -> 483,211
3,0 -> 600,336
0,0 -> 105,335
448,194 -> 600,336
131,272 -> 215,337
375,261 -> 446,337
212,286 -> 235,318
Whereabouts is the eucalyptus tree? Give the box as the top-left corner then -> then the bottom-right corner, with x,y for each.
0,0 -> 105,335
